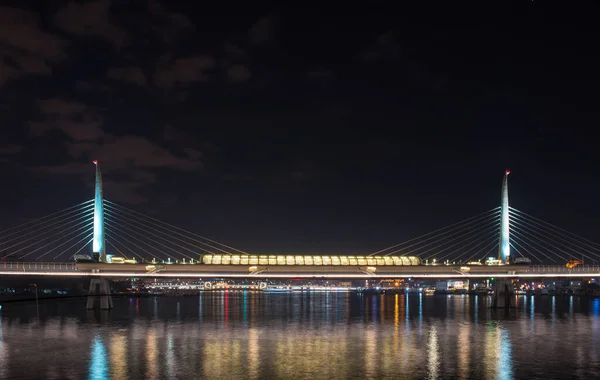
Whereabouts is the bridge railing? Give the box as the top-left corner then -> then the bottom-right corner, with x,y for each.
527,265 -> 600,274
0,262 -> 78,272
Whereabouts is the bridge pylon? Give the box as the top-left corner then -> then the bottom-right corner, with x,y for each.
498,169 -> 510,264
92,160 -> 105,263
88,160 -> 112,309
492,169 -> 513,309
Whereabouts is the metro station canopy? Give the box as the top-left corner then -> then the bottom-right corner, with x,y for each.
202,254 -> 421,266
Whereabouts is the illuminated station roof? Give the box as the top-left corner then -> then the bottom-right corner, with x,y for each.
202,254 -> 421,266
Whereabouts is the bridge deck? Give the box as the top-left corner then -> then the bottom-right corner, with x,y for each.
1,262 -> 599,278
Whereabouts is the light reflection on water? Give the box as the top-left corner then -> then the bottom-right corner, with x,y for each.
0,293 -> 599,379
90,335 -> 108,380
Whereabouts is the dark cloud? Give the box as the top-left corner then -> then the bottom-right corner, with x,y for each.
34,134 -> 203,204
154,55 -> 215,88
163,126 -> 202,160
163,124 -> 186,141
106,66 -> 147,86
102,175 -> 155,204
227,64 -> 251,82
0,7 -> 67,58
357,29 -> 445,91
28,98 -> 104,141
248,15 -> 273,45
0,4 -> 272,91
147,0 -> 195,43
183,148 -> 202,161
33,162 -> 159,204
0,143 -> 23,155
26,95 -> 204,204
33,162 -> 91,176
0,6 -> 68,85
222,42 -> 247,60
53,0 -> 130,48
74,80 -> 111,92
360,30 -> 400,62
66,135 -> 202,172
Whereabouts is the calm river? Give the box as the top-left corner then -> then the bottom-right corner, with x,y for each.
1,292 -> 599,379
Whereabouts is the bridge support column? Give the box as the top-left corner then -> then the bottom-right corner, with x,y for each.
498,169 -> 511,264
492,279 -> 513,308
86,278 -> 113,310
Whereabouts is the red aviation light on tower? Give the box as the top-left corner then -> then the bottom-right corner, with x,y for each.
505,169 -> 510,175
93,160 -> 98,165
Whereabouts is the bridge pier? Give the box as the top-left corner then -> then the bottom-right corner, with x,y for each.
86,278 -> 113,310
492,279 -> 513,309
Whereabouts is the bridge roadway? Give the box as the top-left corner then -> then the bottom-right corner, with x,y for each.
0,262 -> 600,278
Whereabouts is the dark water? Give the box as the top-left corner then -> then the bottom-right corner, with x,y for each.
1,292 -> 599,379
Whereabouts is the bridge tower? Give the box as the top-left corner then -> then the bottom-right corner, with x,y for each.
498,169 -> 510,264
493,169 -> 513,309
87,160 -> 113,309
92,160 -> 105,262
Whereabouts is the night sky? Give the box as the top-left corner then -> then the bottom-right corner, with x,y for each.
0,1 -> 599,255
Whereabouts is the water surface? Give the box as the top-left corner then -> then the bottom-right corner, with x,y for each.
1,293 -> 599,379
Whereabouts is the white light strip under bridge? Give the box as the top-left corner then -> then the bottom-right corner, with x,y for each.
0,271 -> 599,278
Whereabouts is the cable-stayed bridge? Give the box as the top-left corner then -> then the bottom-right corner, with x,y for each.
0,199 -> 249,264
1,165 -> 600,282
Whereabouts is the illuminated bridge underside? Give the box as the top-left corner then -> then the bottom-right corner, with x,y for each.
202,254 -> 421,266
2,262 -> 600,278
